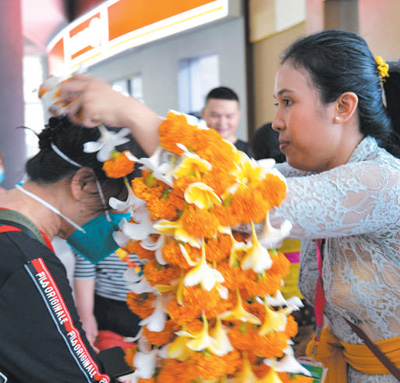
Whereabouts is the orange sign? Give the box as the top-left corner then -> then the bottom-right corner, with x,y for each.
47,0 -> 229,75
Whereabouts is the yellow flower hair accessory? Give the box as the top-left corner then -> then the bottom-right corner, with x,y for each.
376,56 -> 389,82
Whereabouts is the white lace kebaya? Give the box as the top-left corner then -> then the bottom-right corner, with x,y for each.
271,136 -> 400,383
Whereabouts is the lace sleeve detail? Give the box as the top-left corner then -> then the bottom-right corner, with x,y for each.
272,160 -> 400,239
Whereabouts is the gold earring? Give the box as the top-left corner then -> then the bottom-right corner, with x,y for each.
334,116 -> 341,123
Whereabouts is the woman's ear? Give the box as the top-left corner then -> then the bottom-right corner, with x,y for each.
70,168 -> 96,201
334,92 -> 358,124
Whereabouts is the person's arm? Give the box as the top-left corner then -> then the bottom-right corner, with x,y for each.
74,278 -> 98,348
58,74 -> 161,156
74,254 -> 98,349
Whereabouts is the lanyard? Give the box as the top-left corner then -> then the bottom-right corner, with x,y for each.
310,238 -> 326,355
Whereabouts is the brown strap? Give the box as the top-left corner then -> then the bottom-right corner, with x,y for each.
344,318 -> 400,381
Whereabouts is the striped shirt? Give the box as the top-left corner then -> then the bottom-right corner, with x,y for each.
74,253 -> 141,301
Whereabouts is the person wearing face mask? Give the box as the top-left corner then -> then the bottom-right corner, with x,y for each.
0,116 -> 142,383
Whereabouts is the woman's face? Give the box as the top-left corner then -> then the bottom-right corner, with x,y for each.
272,62 -> 344,173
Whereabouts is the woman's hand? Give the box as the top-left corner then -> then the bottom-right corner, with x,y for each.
57,73 -> 161,155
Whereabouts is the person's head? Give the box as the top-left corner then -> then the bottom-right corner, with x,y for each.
201,86 -> 241,143
252,123 -> 286,163
272,29 -> 397,172
25,116 -> 127,224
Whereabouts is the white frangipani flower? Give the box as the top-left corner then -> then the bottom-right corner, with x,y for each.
120,208 -> 157,241
83,125 -> 131,162
183,242 -> 224,291
208,318 -> 234,356
241,222 -> 273,273
259,212 -> 293,249
262,291 -> 304,311
109,178 -> 146,213
133,348 -> 158,379
139,293 -> 168,332
264,347 -> 311,376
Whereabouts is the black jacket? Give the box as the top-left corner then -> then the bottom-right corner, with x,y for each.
0,223 -> 118,383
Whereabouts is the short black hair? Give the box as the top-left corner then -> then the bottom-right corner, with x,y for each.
205,86 -> 239,104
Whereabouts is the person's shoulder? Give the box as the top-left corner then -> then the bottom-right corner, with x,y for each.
234,139 -> 252,156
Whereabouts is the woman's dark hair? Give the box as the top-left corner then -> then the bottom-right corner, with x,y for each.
280,29 -> 400,157
26,116 -> 127,211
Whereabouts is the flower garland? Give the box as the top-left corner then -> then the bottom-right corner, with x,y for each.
105,112 -> 312,383
39,78 -> 312,382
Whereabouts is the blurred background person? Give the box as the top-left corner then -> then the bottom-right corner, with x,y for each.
201,86 -> 252,156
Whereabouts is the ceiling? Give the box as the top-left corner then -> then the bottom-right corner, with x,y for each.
22,0 -> 103,55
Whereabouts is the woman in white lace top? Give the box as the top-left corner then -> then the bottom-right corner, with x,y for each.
270,30 -> 400,382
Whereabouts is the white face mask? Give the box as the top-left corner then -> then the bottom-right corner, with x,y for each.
15,183 -> 85,233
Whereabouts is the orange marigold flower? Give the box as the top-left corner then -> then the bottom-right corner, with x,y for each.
126,292 -> 155,319
258,173 -> 287,208
159,113 -> 197,155
146,195 -> 180,221
245,300 -> 266,322
227,322 -> 257,351
188,351 -> 237,380
124,240 -> 155,260
181,205 -> 220,239
131,175 -> 167,201
181,285 -> 227,317
268,251 -> 291,280
124,343 -> 138,369
138,378 -> 155,383
240,271 -> 283,300
280,373 -> 315,383
284,315 -> 298,338
202,169 -> 236,196
156,359 -> 197,383
167,298 -> 202,325
143,320 -> 180,347
253,331 -> 289,359
161,241 -> 198,269
230,187 -> 271,224
173,176 -> 198,195
103,150 -> 135,178
143,258 -> 181,286
204,233 -> 232,263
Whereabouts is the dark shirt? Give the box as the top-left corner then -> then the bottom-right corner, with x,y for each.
234,138 -> 252,157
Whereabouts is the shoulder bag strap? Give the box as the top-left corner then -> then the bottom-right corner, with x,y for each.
344,317 -> 400,381
0,209 -> 46,246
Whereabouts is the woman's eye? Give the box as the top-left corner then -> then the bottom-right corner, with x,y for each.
283,99 -> 291,106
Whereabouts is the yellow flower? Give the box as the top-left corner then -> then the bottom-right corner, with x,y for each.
257,367 -> 284,383
184,182 -> 221,210
258,306 -> 288,336
219,290 -> 261,324
231,353 -> 258,383
241,222 -> 273,273
153,218 -> 201,248
234,153 -> 264,188
208,318 -> 234,356
175,314 -> 216,352
173,152 -> 212,179
376,56 -> 389,81
167,334 -> 193,361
